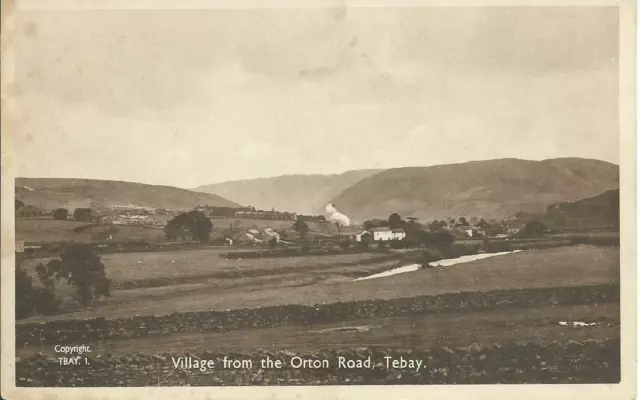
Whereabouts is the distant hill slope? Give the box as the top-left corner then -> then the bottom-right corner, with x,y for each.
328,158 -> 619,222
16,178 -> 239,211
193,169 -> 382,214
517,189 -> 620,232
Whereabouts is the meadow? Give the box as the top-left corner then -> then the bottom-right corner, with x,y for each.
19,244 -> 619,323
16,218 -> 165,243
16,242 -> 621,386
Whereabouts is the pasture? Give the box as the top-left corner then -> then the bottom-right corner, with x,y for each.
19,244 -> 619,323
16,218 -> 165,243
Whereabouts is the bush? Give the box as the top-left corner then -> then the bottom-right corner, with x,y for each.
484,241 -> 512,253
450,243 -> 482,258
416,229 -> 455,249
73,208 -> 96,222
52,208 -> 69,220
16,265 -> 61,319
389,238 -> 410,249
523,220 -> 549,237
419,248 -> 446,267
339,239 -> 351,251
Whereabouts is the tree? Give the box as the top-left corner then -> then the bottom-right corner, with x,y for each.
524,220 -> 548,237
363,219 -> 388,231
18,205 -> 44,218
429,220 -> 447,232
458,217 -> 470,227
475,218 -> 491,231
39,244 -> 111,307
164,210 -> 213,242
416,229 -> 455,249
73,208 -> 96,222
15,264 -> 61,319
388,213 -> 404,229
53,208 -> 69,221
339,238 -> 351,251
403,218 -> 421,242
292,217 -> 309,240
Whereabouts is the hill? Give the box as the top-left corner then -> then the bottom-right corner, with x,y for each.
516,189 -> 620,232
328,158 -> 619,222
15,178 -> 239,211
193,169 -> 382,214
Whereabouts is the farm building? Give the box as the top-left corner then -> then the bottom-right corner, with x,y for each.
464,228 -> 486,238
355,227 -> 406,242
103,214 -> 167,227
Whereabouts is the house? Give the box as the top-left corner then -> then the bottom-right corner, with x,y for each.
261,228 -> 280,242
354,230 -> 372,242
355,227 -> 406,242
464,228 -> 486,238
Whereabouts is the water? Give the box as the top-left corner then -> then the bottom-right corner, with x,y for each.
354,264 -> 421,281
354,250 -> 522,281
428,250 -> 522,267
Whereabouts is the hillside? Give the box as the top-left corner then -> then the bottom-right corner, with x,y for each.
517,189 -> 620,232
194,169 -> 382,214
328,158 -> 619,222
15,178 -> 239,211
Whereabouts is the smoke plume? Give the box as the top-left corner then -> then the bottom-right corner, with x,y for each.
325,203 -> 351,227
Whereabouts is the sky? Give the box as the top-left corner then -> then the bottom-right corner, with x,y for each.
8,5 -> 619,188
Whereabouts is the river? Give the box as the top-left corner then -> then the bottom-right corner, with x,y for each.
354,250 -> 522,281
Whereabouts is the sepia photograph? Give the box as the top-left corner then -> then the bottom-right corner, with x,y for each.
1,0 -> 636,399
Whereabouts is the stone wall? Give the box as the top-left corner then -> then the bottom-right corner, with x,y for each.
16,338 -> 620,386
16,284 -> 619,346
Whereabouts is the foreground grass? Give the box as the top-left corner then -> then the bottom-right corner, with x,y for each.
16,303 -> 619,357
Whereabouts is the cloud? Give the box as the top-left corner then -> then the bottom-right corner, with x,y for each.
11,7 -> 619,187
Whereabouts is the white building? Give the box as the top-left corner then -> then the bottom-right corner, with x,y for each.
355,227 -> 406,242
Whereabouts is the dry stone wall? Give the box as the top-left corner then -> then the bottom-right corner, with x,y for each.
17,284 -> 619,346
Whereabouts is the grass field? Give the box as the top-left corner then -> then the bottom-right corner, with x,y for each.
19,244 -> 619,323
16,216 -> 360,244
16,218 -> 165,243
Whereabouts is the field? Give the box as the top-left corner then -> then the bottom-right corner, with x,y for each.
16,242 -> 620,385
17,302 -> 619,358
19,245 -> 618,322
15,216 -> 360,246
16,218 -> 165,243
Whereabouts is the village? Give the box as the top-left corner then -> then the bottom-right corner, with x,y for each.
15,196 -> 534,257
